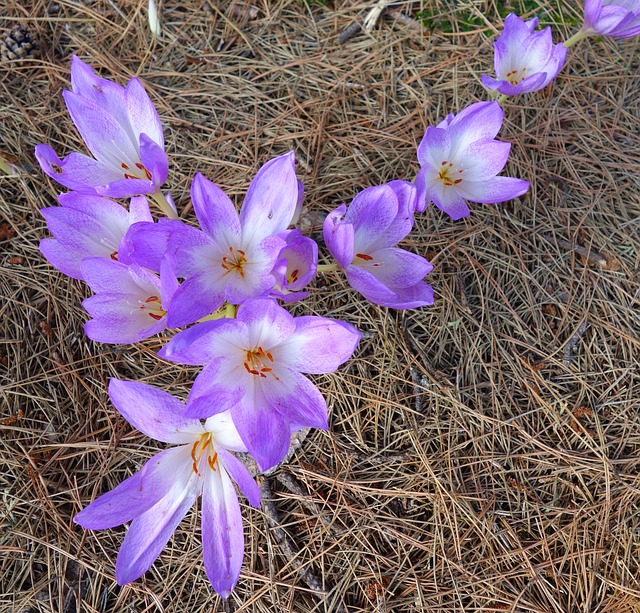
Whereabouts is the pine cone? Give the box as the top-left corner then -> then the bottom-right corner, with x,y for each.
1,25 -> 39,62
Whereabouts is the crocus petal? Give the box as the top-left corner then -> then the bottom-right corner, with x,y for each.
347,185 -> 398,254
364,181 -> 416,251
323,204 -> 355,269
165,271 -> 227,328
461,139 -> 512,181
186,391 -> 240,420
160,318 -> 246,366
83,295 -> 166,344
39,238 -> 85,280
239,151 -> 298,247
498,13 -> 535,50
39,196 -> 132,279
389,282 -> 435,309
429,183 -> 471,220
186,362 -> 245,419
271,230 -> 318,293
584,0 -> 602,24
159,256 -> 179,310
347,265 -> 435,309
232,388 -> 291,471
413,167 -> 429,213
417,126 -> 452,168
125,77 -> 164,148
128,196 -> 153,223
482,73 -> 548,96
108,379 -> 203,443
204,413 -> 249,453
139,134 -> 168,189
201,464 -> 244,599
216,448 -> 261,507
95,178 -> 154,198
115,463 -> 200,585
190,173 -> 241,241
63,91 -> 139,168
34,145 -> 121,194
344,265 -> 400,306
361,247 -> 433,288
454,176 -> 530,204
125,219 -> 202,274
263,370 -> 329,430
81,257 -> 150,294
589,3 -> 632,33
74,445 -> 195,529
236,298 -> 297,348
277,316 -> 361,374
69,55 -> 130,133
447,102 -> 504,156
222,234 -> 284,305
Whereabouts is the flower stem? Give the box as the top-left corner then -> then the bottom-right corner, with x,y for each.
196,302 -> 238,323
0,156 -> 14,176
316,263 -> 338,273
150,190 -> 178,219
564,29 -> 590,48
496,94 -> 509,106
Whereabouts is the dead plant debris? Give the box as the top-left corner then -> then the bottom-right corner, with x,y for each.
1,0 -> 639,611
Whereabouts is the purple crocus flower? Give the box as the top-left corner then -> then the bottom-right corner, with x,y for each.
74,379 -> 260,598
323,181 -> 434,309
158,298 -> 361,471
481,14 -> 567,96
582,0 -> 640,38
163,152 -> 299,327
35,55 -> 168,199
270,229 -> 318,303
81,258 -> 177,344
414,101 -> 530,219
39,194 -> 152,280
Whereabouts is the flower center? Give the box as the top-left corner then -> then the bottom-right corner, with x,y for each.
438,161 -> 463,187
243,346 -> 277,379
190,433 -> 218,476
139,295 -> 166,321
121,161 -> 152,181
221,246 -> 247,277
505,67 -> 528,86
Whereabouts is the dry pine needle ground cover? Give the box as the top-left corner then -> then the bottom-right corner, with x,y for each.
1,1 -> 640,611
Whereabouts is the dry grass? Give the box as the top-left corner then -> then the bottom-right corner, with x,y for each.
1,0 -> 640,611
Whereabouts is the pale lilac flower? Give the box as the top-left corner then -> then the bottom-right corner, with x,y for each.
164,152 -> 299,327
414,101 -> 530,219
323,181 -> 433,309
269,230 -> 318,303
39,194 -> 151,280
35,55 -> 168,198
81,257 -> 177,344
582,0 -> 640,38
158,298 -> 361,471
74,379 -> 260,598
481,14 -> 567,96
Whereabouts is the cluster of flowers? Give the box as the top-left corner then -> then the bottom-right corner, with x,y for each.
36,0 -> 639,599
